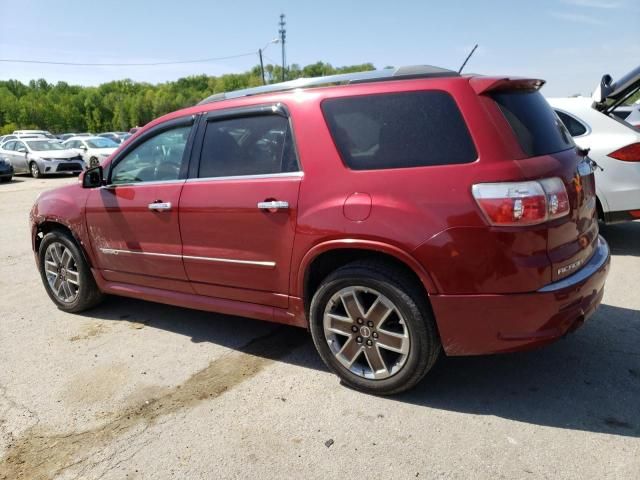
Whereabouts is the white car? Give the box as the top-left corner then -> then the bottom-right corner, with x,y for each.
63,136 -> 119,167
13,129 -> 56,139
547,65 -> 640,223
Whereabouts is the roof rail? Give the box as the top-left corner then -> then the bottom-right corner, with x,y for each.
197,65 -> 459,105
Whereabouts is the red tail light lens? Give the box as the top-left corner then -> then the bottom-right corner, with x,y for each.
608,142 -> 640,162
472,178 -> 570,226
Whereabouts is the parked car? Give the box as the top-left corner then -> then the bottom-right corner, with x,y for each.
548,65 -> 640,223
0,138 -> 85,177
0,155 -> 13,181
13,129 -> 56,139
0,134 -> 46,146
611,101 -> 640,129
30,66 -> 610,395
98,132 -> 132,144
58,133 -> 92,143
63,136 -> 119,167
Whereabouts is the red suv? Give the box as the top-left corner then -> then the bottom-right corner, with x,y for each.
31,66 -> 610,394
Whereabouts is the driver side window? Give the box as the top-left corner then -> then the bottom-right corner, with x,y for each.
110,125 -> 191,185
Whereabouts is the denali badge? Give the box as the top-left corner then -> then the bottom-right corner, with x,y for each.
558,259 -> 582,276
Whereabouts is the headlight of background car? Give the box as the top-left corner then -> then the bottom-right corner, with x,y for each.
39,157 -> 54,161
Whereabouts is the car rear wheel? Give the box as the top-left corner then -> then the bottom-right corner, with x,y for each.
30,161 -> 41,178
38,230 -> 104,312
309,260 -> 441,395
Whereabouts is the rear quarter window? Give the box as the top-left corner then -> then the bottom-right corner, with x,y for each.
321,91 -> 477,170
490,90 -> 574,157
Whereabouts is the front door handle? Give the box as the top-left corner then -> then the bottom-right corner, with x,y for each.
257,200 -> 289,211
148,201 -> 172,211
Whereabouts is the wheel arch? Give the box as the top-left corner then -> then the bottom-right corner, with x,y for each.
297,240 -> 438,312
34,220 -> 94,269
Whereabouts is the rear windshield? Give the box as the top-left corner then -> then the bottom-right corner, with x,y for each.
321,91 -> 477,170
490,90 -> 574,157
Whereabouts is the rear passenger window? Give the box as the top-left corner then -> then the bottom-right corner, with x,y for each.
321,91 -> 477,170
198,115 -> 299,178
555,110 -> 587,137
490,90 -> 574,157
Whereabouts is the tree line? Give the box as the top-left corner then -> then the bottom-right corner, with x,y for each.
0,62 -> 375,135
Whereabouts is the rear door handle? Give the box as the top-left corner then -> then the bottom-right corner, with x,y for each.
257,200 -> 289,211
148,201 -> 172,211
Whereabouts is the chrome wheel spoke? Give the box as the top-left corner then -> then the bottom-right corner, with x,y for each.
376,329 -> 409,354
60,248 -> 73,268
338,338 -> 363,367
65,270 -> 79,286
340,292 -> 365,321
326,313 -> 354,336
365,298 -> 392,328
364,346 -> 388,377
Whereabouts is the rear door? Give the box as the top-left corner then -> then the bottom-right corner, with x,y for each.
179,105 -> 302,308
85,116 -> 196,290
489,89 -> 598,282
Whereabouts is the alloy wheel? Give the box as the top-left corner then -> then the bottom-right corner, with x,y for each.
44,242 -> 80,303
323,286 -> 410,380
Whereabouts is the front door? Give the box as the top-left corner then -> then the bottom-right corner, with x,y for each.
179,108 -> 301,308
85,119 -> 195,290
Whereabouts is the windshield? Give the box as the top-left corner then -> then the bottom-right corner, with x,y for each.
86,138 -> 118,149
26,140 -> 66,151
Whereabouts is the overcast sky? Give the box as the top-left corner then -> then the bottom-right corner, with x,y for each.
0,0 -> 638,96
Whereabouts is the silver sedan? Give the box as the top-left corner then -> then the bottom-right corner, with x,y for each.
0,139 -> 86,178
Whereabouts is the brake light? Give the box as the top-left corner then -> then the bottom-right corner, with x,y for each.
472,178 -> 570,226
608,142 -> 640,161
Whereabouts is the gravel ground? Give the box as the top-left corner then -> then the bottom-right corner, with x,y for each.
0,175 -> 638,480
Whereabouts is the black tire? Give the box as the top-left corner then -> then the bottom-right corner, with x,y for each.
30,161 -> 41,178
89,157 -> 99,168
38,230 -> 104,312
309,259 -> 441,395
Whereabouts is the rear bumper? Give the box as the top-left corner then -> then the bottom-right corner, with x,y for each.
431,236 -> 610,356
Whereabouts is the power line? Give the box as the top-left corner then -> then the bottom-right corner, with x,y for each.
0,51 -> 257,67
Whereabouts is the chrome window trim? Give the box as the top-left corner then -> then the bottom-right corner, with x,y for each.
102,179 -> 187,189
553,108 -> 591,138
185,171 -> 304,183
99,248 -> 276,268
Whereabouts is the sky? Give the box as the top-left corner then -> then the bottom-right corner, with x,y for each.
0,0 -> 638,97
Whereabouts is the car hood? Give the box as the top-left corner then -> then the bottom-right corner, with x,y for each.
33,149 -> 81,160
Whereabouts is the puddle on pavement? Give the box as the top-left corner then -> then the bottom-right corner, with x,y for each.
0,326 -> 307,480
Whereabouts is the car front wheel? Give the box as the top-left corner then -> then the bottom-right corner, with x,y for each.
309,260 -> 441,395
38,230 -> 104,312
30,162 -> 41,178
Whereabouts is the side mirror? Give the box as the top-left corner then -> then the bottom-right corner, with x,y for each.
80,145 -> 88,151
17,147 -> 27,154
82,166 -> 104,188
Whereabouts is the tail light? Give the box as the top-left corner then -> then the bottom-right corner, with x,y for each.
472,178 -> 570,226
608,142 -> 640,161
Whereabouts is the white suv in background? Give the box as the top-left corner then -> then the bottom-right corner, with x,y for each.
547,65 -> 640,223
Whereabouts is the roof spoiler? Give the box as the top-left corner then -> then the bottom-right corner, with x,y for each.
469,77 -> 545,95
591,65 -> 640,113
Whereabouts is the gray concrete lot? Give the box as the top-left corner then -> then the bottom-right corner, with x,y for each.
0,175 -> 638,480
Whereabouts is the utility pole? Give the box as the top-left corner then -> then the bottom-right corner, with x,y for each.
278,13 -> 286,82
258,48 -> 266,85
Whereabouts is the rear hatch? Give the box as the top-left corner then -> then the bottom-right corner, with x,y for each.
478,80 -> 599,283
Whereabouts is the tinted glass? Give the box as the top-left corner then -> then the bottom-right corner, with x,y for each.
27,140 -> 66,151
321,91 -> 477,170
555,110 -> 587,137
110,126 -> 191,184
612,110 -> 631,120
3,141 -> 16,151
490,91 -> 574,156
198,115 -> 298,178
87,138 -> 118,148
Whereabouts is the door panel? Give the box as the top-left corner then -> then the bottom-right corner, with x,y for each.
85,182 -> 188,282
179,175 -> 301,307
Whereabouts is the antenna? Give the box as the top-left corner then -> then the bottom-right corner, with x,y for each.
458,44 -> 478,74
